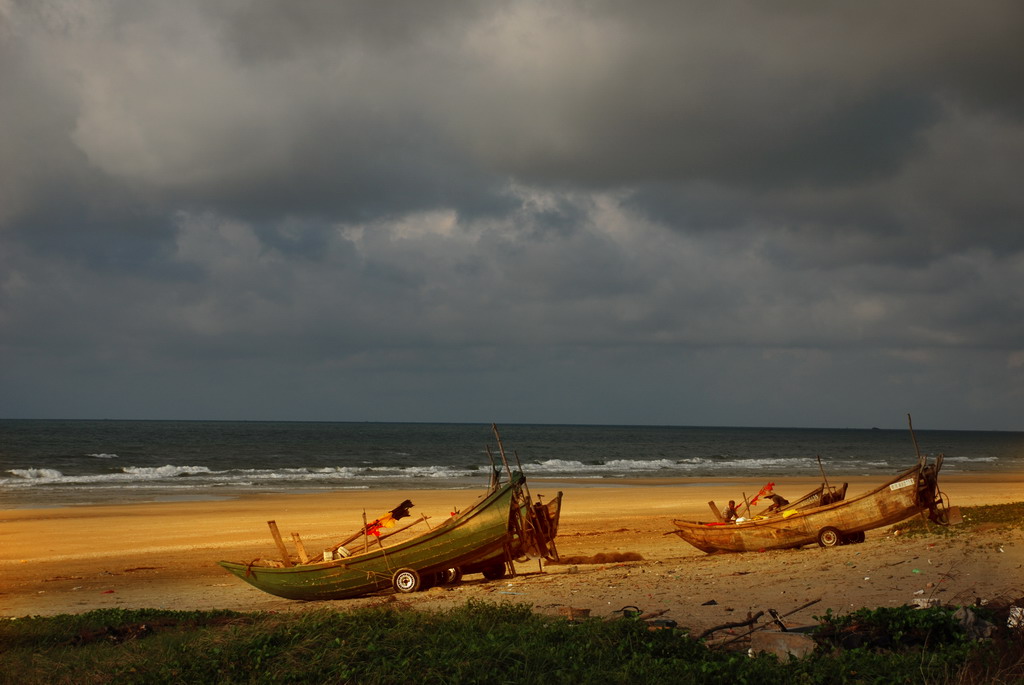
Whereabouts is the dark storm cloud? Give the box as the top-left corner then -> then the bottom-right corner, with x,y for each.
219,0 -> 484,62
1,1 -> 1023,428
430,2 -> 1024,186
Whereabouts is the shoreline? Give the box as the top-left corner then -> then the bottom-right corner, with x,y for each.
4,471 -> 1024,510
2,472 -> 1022,629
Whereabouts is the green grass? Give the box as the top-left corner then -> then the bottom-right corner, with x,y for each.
1,602 -> 1021,684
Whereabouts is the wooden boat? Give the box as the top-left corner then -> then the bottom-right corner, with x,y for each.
220,472 -> 526,600
669,455 -> 954,553
461,489 -> 564,580
522,489 -> 563,560
455,425 -> 564,580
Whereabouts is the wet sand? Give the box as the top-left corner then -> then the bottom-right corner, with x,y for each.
2,473 -> 1022,633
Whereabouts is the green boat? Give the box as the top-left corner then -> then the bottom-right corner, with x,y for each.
220,473 -> 524,601
461,488 -> 563,580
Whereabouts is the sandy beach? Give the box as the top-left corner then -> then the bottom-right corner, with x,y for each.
2,474 -> 1022,634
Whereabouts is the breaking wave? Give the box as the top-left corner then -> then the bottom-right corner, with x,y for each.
7,468 -> 65,480
0,454 -> 915,492
1,463 -> 485,490
523,456 -> 831,475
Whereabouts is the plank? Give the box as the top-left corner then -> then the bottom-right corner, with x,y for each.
267,520 -> 293,567
290,532 -> 309,564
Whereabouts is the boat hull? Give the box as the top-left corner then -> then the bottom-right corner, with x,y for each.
220,476 -> 521,600
671,460 -> 945,554
462,489 -> 564,576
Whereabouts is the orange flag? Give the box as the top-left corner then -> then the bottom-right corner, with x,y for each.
749,482 -> 775,506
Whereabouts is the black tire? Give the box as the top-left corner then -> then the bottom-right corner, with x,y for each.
481,563 -> 507,581
439,567 -> 463,585
817,527 -> 844,548
847,531 -> 866,544
392,567 -> 422,593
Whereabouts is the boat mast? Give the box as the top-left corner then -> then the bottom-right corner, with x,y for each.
907,413 -> 924,466
491,423 -> 514,480
816,455 -> 832,495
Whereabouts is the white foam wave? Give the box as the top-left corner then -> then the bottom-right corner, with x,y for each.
8,468 -> 65,480
1,462 -> 493,489
943,456 -> 998,462
229,467 -> 363,481
1,464 -> 218,488
525,456 -> 821,474
122,465 -> 215,477
0,454 -> 917,492
88,453 -> 118,459
364,465 -> 480,478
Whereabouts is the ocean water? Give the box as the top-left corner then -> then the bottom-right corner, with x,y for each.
1,420 -> 1021,508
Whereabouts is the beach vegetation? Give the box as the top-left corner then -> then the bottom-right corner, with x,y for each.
815,605 -> 979,649
1,601 -> 1021,684
890,501 -> 1024,537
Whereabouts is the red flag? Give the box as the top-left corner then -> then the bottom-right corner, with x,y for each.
749,483 -> 770,505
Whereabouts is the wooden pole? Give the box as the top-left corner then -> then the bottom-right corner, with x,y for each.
332,514 -> 428,553
908,413 -> 923,465
816,455 -> 831,493
484,443 -> 498,488
290,532 -> 309,564
380,514 -> 428,537
491,423 -> 514,480
486,445 -> 509,484
742,492 -> 752,518
513,449 -> 533,497
362,511 -> 369,553
266,520 -> 293,567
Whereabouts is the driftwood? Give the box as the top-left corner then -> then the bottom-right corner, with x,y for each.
705,598 -> 821,647
699,611 -> 765,640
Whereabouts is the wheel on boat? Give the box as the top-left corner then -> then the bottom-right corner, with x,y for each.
817,526 -> 844,548
846,531 -> 866,544
481,562 -> 508,580
392,567 -> 422,593
420,572 -> 438,591
439,567 -> 463,585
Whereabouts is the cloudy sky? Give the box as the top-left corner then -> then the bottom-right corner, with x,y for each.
2,1 -> 1023,430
